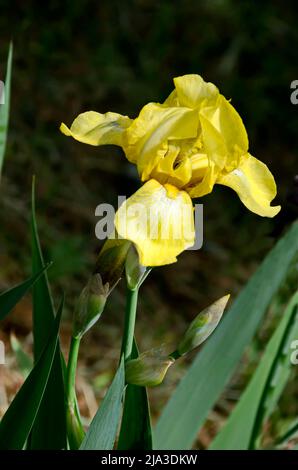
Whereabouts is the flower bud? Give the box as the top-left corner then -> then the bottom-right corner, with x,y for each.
177,294 -> 230,356
125,245 -> 150,290
73,274 -> 108,337
66,405 -> 85,450
94,237 -> 131,294
125,348 -> 174,387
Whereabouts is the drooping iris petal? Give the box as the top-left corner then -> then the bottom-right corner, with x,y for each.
217,153 -> 281,217
114,179 -> 195,266
60,111 -> 132,147
125,103 -> 199,180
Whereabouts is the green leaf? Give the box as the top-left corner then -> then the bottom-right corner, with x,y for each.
118,339 -> 152,450
261,305 -> 298,425
80,357 -> 125,450
0,300 -> 63,450
0,42 -> 13,178
0,265 -> 50,322
10,333 -> 33,379
210,292 -> 298,450
155,222 -> 298,450
28,178 -> 66,449
31,179 -> 56,358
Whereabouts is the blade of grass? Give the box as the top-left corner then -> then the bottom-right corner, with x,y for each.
28,178 -> 66,449
0,299 -> 63,450
155,222 -> 298,450
80,357 -> 125,450
0,264 -> 50,322
210,292 -> 298,449
0,42 -> 13,178
117,338 -> 152,450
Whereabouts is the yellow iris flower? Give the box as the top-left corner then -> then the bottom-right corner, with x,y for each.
60,74 -> 280,267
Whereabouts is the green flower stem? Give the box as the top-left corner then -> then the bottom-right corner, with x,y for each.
66,335 -> 81,406
66,334 -> 84,449
121,287 -> 139,361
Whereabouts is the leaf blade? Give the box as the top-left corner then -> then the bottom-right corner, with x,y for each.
0,265 -> 50,322
80,357 -> 125,450
155,222 -> 298,450
10,333 -> 33,379
117,339 -> 153,450
210,292 -> 298,449
0,300 -> 63,450
28,179 -> 66,449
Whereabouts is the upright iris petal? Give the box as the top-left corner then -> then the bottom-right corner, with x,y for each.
164,74 -> 218,108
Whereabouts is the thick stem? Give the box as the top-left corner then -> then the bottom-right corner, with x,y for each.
121,287 -> 139,361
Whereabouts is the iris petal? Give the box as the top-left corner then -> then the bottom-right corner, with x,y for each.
60,111 -> 132,147
199,113 -> 227,170
200,95 -> 248,171
217,153 -> 281,217
187,162 -> 219,198
150,144 -> 192,188
115,179 -> 195,266
125,103 -> 199,180
163,75 -> 218,109
173,74 -> 219,108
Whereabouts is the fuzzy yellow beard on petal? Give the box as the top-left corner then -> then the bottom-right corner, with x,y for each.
114,179 -> 195,267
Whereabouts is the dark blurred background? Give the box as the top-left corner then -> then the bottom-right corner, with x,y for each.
0,0 -> 297,447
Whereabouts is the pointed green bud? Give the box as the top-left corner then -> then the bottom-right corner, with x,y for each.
125,348 -> 174,387
94,237 -> 131,294
73,274 -> 108,337
66,405 -> 85,450
177,294 -> 230,356
125,245 -> 150,290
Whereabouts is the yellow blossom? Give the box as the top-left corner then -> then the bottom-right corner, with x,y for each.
61,74 -> 280,267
